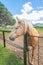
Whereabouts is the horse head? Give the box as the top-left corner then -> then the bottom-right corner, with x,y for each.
9,17 -> 27,41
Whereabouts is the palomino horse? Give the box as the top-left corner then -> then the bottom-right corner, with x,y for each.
9,17 -> 39,65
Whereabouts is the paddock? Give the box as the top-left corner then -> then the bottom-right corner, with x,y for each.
0,30 -> 43,65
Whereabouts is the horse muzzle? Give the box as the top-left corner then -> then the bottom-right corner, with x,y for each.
9,37 -> 15,41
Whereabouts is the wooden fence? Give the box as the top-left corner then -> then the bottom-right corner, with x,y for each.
0,29 -> 43,65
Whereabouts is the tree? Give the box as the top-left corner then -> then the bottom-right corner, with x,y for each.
0,2 -> 16,26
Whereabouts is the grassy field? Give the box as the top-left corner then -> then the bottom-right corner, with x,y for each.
0,31 -> 10,35
0,43 -> 23,65
36,27 -> 43,33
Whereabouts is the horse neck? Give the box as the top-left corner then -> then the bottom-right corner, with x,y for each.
27,22 -> 33,36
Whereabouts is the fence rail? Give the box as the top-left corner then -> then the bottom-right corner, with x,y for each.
5,38 -> 23,49
0,29 -> 11,32
0,29 -> 43,65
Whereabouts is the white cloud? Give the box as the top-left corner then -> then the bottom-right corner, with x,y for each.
32,21 -> 43,24
38,10 -> 43,17
21,2 -> 33,13
13,10 -> 43,21
13,2 -> 43,24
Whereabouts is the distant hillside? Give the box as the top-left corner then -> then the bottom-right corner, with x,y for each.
34,23 -> 43,27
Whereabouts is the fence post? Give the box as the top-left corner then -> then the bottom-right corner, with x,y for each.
3,31 -> 6,47
38,37 -> 39,65
24,33 -> 29,65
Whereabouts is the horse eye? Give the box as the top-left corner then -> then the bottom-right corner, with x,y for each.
15,25 -> 20,29
15,27 -> 18,29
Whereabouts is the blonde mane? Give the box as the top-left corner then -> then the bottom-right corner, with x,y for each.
23,19 -> 33,35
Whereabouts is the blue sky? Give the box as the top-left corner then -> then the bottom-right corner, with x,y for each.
0,0 -> 43,24
0,0 -> 27,15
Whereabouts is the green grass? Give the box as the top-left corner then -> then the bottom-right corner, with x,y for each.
0,26 -> 12,35
0,43 -> 23,65
0,31 -> 10,35
0,31 -> 2,35
36,27 -> 43,33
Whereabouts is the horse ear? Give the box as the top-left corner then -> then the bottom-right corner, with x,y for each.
16,16 -> 21,23
16,16 -> 24,24
16,17 -> 20,21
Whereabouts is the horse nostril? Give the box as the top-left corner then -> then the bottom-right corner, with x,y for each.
9,37 -> 14,41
